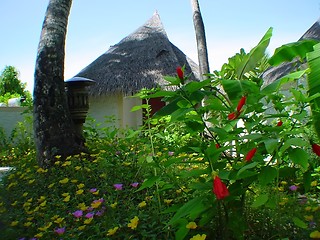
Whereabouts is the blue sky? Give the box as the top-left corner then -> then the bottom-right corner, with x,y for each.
0,1 -> 319,92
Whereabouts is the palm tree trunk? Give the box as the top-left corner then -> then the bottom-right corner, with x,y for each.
190,0 -> 210,79
34,0 -> 85,167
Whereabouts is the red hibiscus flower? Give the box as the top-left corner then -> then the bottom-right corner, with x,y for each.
312,143 -> 320,157
213,176 -> 229,200
245,147 -> 257,162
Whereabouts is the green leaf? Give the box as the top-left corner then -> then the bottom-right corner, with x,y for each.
263,139 -> 279,154
175,219 -> 189,240
147,90 -> 176,98
307,42 -> 320,139
279,138 -> 308,154
184,79 -> 211,92
130,104 -> 149,112
258,166 -> 277,186
292,217 -> 307,229
269,39 -> 318,66
261,70 -> 307,95
237,162 -> 258,177
236,27 -> 273,79
288,148 -> 309,170
189,181 -> 212,191
251,194 -> 269,208
221,79 -> 260,102
168,196 -> 207,226
164,76 -> 180,85
136,176 -> 160,192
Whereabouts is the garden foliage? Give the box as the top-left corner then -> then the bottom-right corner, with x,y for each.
0,29 -> 320,239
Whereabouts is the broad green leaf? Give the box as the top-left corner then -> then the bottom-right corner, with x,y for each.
136,176 -> 160,192
221,79 -> 260,102
236,27 -> 273,79
289,148 -> 310,170
261,70 -> 307,95
237,162 -> 258,176
251,194 -> 269,208
168,196 -> 207,226
240,133 -> 263,140
292,217 -> 307,229
147,90 -> 176,98
131,104 -> 149,112
263,139 -> 279,154
279,138 -> 308,154
237,170 -> 258,179
175,219 -> 189,240
184,79 -> 211,92
154,98 -> 180,116
307,43 -> 320,139
269,39 -> 318,66
164,76 -> 180,85
258,166 -> 277,186
189,181 -> 212,191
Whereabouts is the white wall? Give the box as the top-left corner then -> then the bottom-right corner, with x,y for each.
0,107 -> 29,137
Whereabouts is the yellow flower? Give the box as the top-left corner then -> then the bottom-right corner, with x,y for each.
92,190 -> 99,195
84,218 -> 93,224
62,161 -> 72,166
10,221 -> 19,226
186,222 -> 197,229
54,217 -> 64,224
310,230 -> 320,239
28,179 -> 35,184
40,200 -> 47,207
138,201 -> 147,208
63,195 -> 70,202
23,202 -> 31,208
78,202 -> 87,211
77,183 -> 85,189
34,233 -> 43,238
27,217 -> 34,221
110,202 -> 118,209
54,161 -> 61,165
304,215 -> 314,221
37,167 -> 48,173
27,198 -> 33,202
164,199 -> 173,204
76,189 -> 84,195
75,166 -> 82,171
38,196 -> 46,203
55,155 -> 62,159
51,215 -> 59,220
59,178 -> 69,184
71,179 -> 78,183
24,222 -> 32,227
128,216 -> 139,230
107,226 -> 119,236
305,206 -> 312,211
190,234 -> 207,240
91,201 -> 102,209
280,181 -> 287,185
311,180 -> 318,187
23,192 -> 29,197
78,225 -> 86,231
11,201 -> 18,206
62,193 -> 70,197
48,183 -> 55,188
38,222 -> 52,231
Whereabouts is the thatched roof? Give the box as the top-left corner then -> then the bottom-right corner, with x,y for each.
75,12 -> 199,96
262,19 -> 320,86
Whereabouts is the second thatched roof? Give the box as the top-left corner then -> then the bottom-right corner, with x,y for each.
75,12 -> 199,96
262,19 -> 320,85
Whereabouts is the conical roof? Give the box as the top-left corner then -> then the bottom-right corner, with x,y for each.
262,19 -> 320,86
76,12 -> 199,96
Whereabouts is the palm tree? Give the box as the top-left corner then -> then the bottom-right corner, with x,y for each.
34,0 -> 85,167
190,0 -> 210,79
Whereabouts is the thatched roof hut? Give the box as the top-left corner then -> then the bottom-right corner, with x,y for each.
76,12 -> 199,96
262,19 -> 320,85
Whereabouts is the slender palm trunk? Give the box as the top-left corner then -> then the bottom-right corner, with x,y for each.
34,0 -> 85,167
190,0 -> 210,79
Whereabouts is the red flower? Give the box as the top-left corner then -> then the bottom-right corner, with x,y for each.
228,112 -> 238,120
245,147 -> 257,162
213,176 -> 229,200
176,66 -> 184,80
237,96 -> 247,112
277,120 -> 283,126
312,143 -> 320,157
215,143 -> 220,149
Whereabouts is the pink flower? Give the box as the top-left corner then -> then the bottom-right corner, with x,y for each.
289,185 -> 298,191
85,212 -> 94,218
113,183 -> 123,190
131,182 -> 139,188
54,227 -> 65,235
72,210 -> 83,218
89,188 -> 97,193
168,151 -> 174,156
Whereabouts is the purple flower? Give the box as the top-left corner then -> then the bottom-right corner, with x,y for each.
85,212 -> 94,218
115,151 -> 121,155
90,188 -> 97,193
131,182 -> 139,188
113,183 -> 123,190
54,227 -> 65,235
72,210 -> 83,218
95,210 -> 104,216
168,151 -> 174,156
289,185 -> 298,191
